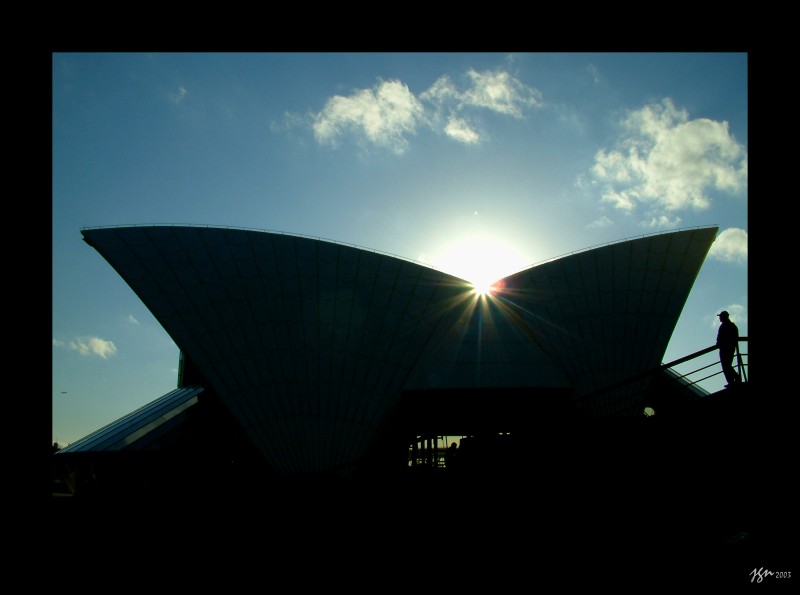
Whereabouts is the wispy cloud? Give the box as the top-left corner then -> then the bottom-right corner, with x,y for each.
444,116 -> 481,144
586,215 -> 613,229
305,68 -> 541,153
57,336 -> 118,359
127,314 -> 140,325
312,79 -> 425,155
586,64 -> 602,85
169,85 -> 188,105
709,227 -> 747,264
711,303 -> 747,328
423,69 -> 543,118
589,98 -> 747,228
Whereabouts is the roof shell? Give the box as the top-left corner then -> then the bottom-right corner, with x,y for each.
81,225 -> 718,473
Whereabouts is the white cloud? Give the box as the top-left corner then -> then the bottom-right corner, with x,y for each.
709,227 -> 747,264
420,75 -> 460,106
459,69 -> 543,117
68,337 -> 118,359
421,69 -> 542,118
587,216 -> 613,229
444,116 -> 480,144
642,214 -> 683,229
127,314 -> 140,325
598,189 -> 637,211
590,98 -> 747,227
312,79 -> 425,155
308,68 -> 541,152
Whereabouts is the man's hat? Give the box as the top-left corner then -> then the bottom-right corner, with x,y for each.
717,311 -> 729,318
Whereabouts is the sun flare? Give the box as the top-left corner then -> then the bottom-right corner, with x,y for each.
433,235 -> 528,296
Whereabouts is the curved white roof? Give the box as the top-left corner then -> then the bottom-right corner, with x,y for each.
82,225 -> 718,474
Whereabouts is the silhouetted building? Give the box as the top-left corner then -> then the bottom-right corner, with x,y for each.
57,225 -> 718,486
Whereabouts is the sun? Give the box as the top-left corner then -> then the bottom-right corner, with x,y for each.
472,278 -> 495,296
433,234 -> 528,296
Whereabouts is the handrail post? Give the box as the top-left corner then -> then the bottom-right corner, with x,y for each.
736,342 -> 748,383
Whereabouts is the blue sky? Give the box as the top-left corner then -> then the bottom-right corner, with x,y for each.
52,52 -> 748,447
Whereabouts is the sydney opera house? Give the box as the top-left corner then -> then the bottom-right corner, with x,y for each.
52,223 -> 792,573
53,223 -> 738,490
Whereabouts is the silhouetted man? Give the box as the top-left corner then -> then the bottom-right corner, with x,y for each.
716,311 -> 740,387
445,441 -> 459,472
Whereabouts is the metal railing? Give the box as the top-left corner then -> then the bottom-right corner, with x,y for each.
574,337 -> 748,411
659,337 -> 748,392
